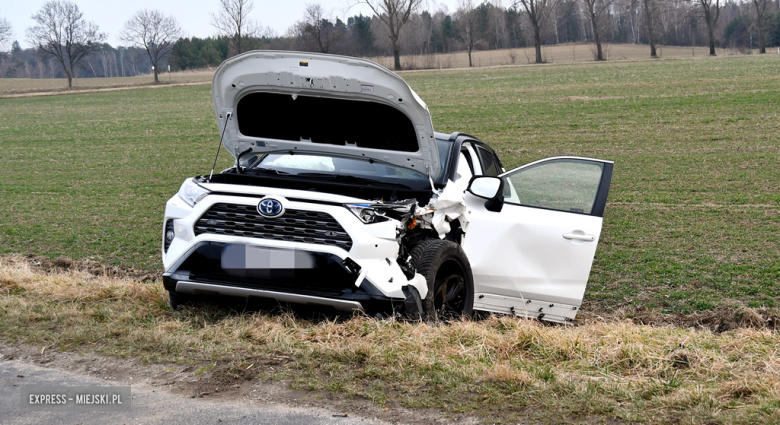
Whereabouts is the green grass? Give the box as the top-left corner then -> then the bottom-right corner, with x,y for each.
1,55 -> 779,315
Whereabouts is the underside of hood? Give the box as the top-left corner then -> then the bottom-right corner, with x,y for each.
212,51 -> 440,177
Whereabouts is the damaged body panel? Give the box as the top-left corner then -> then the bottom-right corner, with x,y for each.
162,183 -> 430,314
161,51 -> 613,323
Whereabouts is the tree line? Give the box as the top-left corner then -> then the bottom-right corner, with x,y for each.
1,0 -> 779,86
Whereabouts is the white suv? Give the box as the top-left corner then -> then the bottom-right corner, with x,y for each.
162,51 -> 613,323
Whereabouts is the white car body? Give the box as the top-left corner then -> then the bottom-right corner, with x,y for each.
162,51 -> 613,323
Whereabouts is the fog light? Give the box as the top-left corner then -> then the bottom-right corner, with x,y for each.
163,219 -> 175,253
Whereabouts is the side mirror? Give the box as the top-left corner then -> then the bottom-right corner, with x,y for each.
467,176 -> 504,212
467,176 -> 502,199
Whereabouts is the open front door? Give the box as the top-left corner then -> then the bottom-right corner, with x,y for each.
462,156 -> 613,323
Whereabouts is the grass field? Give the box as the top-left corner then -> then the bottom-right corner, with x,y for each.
2,54 -> 778,315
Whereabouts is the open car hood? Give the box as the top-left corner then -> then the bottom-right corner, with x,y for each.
212,51 -> 440,177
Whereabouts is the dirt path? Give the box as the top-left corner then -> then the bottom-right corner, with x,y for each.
0,343 -> 479,425
1,362 -> 385,424
0,81 -> 211,99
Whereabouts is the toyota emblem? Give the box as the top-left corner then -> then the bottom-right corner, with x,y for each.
257,198 -> 284,217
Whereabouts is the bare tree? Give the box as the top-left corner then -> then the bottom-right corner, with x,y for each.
581,0 -> 615,60
513,0 -> 557,63
642,0 -> 658,57
211,0 -> 258,56
301,3 -> 339,53
0,12 -> 12,53
752,0 -> 768,54
363,0 -> 423,70
457,0 -> 481,67
488,1 -> 508,50
401,12 -> 433,57
120,10 -> 181,83
693,0 -> 719,56
26,0 -> 106,88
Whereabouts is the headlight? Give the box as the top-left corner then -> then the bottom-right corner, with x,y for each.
345,203 -> 389,224
177,178 -> 210,207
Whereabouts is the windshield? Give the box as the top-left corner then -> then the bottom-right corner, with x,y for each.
247,153 -> 430,189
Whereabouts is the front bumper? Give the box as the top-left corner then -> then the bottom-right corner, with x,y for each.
162,241 -> 404,311
161,187 -> 428,311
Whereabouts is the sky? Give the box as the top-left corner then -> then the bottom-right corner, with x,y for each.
2,0 -> 461,49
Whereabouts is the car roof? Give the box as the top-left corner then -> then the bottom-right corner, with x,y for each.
435,132 -> 491,149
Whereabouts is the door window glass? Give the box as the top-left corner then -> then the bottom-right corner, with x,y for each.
502,159 -> 604,214
476,147 -> 500,176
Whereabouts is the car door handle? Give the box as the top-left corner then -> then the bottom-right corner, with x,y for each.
563,233 -> 595,242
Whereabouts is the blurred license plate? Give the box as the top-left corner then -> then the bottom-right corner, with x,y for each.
221,245 -> 314,269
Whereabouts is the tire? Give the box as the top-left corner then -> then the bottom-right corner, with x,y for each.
410,239 -> 474,321
168,290 -> 195,309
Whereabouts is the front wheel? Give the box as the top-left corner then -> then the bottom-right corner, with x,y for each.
410,239 -> 474,321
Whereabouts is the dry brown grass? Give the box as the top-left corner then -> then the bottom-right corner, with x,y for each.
370,43 -> 742,70
1,255 -> 778,423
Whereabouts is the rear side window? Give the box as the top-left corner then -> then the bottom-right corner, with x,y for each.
476,146 -> 499,176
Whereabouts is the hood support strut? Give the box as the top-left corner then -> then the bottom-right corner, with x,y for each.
209,112 -> 232,181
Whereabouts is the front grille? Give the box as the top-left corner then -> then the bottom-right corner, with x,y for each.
194,203 -> 353,250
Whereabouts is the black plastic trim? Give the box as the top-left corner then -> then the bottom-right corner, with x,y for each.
208,192 -> 357,208
286,198 -> 345,207
209,192 -> 347,208
210,191 -> 265,199
591,162 -> 613,217
162,273 -> 176,291
358,278 -> 386,296
207,173 -> 433,204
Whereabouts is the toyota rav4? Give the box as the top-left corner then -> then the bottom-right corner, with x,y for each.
161,51 -> 613,323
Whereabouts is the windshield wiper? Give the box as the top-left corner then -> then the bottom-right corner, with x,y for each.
296,173 -> 412,189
